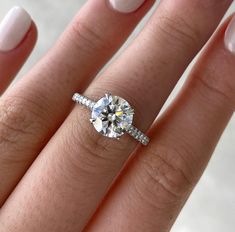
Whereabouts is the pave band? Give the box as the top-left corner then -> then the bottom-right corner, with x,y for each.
72,93 -> 150,146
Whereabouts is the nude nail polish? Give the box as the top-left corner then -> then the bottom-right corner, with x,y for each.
224,15 -> 235,54
0,6 -> 32,52
109,0 -> 146,13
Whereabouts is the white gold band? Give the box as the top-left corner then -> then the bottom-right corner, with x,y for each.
72,93 -> 96,110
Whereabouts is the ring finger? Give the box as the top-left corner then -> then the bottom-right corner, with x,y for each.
0,0 -> 154,205
0,0 -> 232,231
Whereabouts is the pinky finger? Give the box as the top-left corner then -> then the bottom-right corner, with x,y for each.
0,6 -> 37,94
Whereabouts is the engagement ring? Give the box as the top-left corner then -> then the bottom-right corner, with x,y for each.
72,93 -> 150,146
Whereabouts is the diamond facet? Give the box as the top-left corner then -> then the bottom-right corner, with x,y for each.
91,94 -> 134,138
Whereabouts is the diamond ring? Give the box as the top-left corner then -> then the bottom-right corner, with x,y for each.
72,93 -> 150,146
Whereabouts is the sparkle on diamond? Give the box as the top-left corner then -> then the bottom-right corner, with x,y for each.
91,94 -> 134,138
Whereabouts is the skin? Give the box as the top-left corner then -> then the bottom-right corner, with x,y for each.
0,0 -> 234,231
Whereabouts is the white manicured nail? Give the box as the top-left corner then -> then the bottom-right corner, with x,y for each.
224,16 -> 235,54
0,6 -> 31,52
109,0 -> 146,13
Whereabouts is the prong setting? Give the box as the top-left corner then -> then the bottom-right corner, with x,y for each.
90,118 -> 95,124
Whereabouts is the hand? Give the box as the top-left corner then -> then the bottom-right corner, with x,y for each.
0,1 -> 234,231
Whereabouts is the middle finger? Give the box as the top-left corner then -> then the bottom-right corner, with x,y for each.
0,1 -> 232,231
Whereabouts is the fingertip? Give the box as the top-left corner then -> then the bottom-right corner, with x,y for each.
0,17 -> 38,94
224,13 -> 235,55
19,21 -> 38,53
0,6 -> 33,52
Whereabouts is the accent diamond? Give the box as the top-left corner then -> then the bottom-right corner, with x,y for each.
91,94 -> 134,138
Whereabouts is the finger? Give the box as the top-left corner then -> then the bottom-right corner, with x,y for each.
0,0 -> 154,205
1,1 -> 231,231
84,15 -> 235,232
0,6 -> 37,94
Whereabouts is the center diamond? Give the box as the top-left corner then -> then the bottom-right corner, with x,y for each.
91,94 -> 134,138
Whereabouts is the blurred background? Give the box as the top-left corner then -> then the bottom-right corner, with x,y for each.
0,1 -> 234,231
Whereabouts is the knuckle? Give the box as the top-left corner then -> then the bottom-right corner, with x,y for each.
0,95 -> 44,150
70,18 -> 111,54
194,65 -> 235,110
154,13 -> 199,50
194,0 -> 228,9
135,145 -> 194,208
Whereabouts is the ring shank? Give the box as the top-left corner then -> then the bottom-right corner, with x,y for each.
72,93 -> 150,146
72,93 -> 96,110
127,125 -> 150,146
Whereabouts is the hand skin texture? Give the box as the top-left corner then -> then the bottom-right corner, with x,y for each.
0,0 -> 234,232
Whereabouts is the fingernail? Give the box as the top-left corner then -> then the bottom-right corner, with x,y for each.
109,0 -> 146,13
224,15 -> 235,54
0,6 -> 31,52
